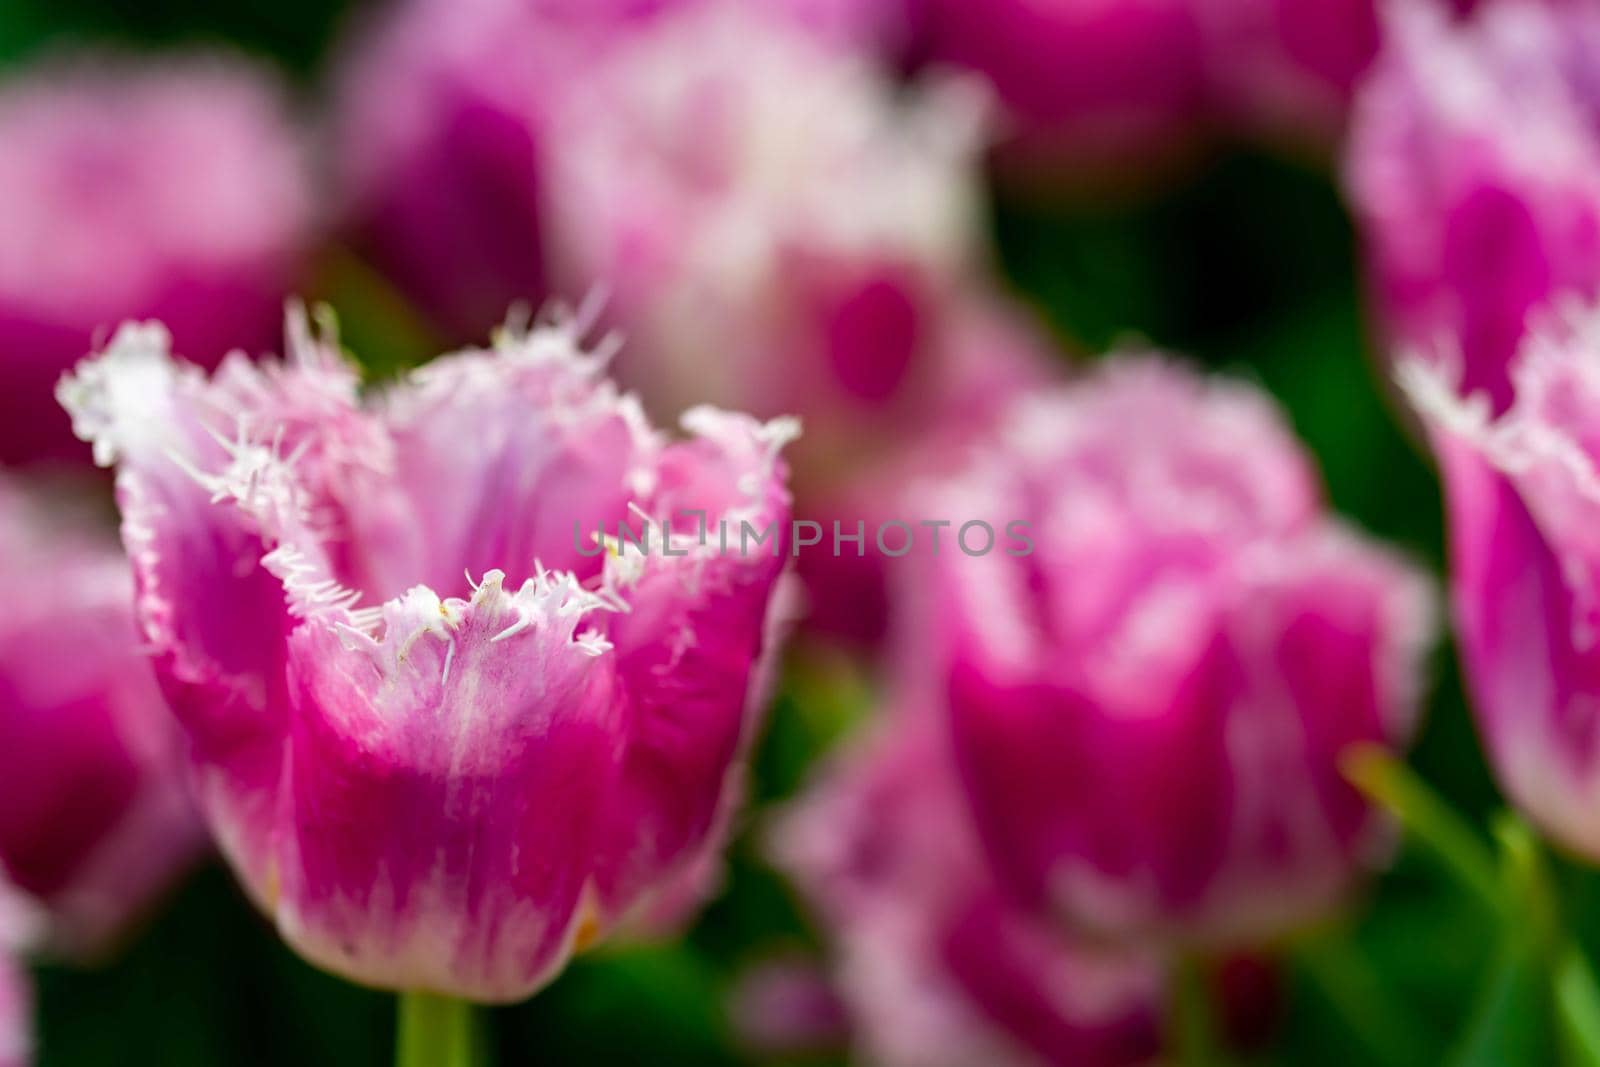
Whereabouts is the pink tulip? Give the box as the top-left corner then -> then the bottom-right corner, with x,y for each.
1401,304 -> 1600,859
545,0 -> 987,477
916,0 -> 1206,170
0,476 -> 201,957
773,713 -> 1164,1067
922,358 -> 1434,944
333,0 -> 896,345
0,55 -> 312,467
58,307 -> 796,1001
1346,0 -> 1600,413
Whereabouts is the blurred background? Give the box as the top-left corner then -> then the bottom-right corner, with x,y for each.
0,0 -> 1569,1063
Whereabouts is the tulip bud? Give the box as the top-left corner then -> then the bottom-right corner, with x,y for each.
0,55 -> 312,466
0,477 -> 201,956
773,713 -> 1165,1067
58,307 -> 796,1001
1346,0 -> 1600,412
1403,303 -> 1600,861
920,358 -> 1435,945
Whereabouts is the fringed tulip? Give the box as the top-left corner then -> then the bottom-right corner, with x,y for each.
916,0 -> 1206,172
922,358 -> 1435,945
0,55 -> 312,467
773,714 -> 1164,1067
0,477 -> 201,956
1346,0 -> 1600,413
58,308 -> 796,1001
1402,305 -> 1600,860
546,0 -> 986,476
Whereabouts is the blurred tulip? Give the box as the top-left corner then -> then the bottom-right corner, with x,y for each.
0,55 -> 312,467
773,713 -> 1164,1067
1401,305 -> 1600,860
58,308 -> 795,1001
1346,0 -> 1600,413
920,358 -> 1434,945
334,0 -> 896,345
546,0 -> 986,476
916,0 -> 1207,173
331,0 -> 556,344
0,476 -> 201,957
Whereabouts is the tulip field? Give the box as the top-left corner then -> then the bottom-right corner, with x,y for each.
3,1 -> 1598,1065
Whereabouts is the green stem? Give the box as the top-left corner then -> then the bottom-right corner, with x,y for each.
396,991 -> 478,1067
1342,745 -> 1502,914
1169,955 -> 1221,1067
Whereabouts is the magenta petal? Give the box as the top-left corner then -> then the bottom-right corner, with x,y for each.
277,575 -> 622,999
589,409 -> 796,922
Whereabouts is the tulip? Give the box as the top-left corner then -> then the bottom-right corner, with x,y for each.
58,307 -> 796,1002
1401,304 -> 1600,860
920,358 -> 1435,945
0,476 -> 201,956
545,0 -> 986,475
772,713 -> 1164,1067
1346,0 -> 1600,413
333,0 -> 897,346
0,54 -> 312,467
915,0 -> 1206,172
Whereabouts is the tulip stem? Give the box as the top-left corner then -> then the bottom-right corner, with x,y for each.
1342,745 -> 1502,915
396,991 -> 478,1067
1169,955 -> 1221,1066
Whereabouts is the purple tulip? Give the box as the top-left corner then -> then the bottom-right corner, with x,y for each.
58,308 -> 796,1001
0,477 -> 202,957
0,55 -> 312,467
1346,0 -> 1600,413
773,713 -> 1164,1067
921,358 -> 1435,944
1402,304 -> 1600,860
